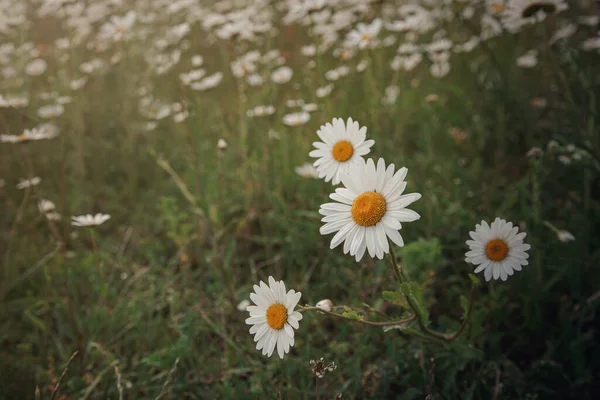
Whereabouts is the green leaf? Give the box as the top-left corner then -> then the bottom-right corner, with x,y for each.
468,273 -> 481,287
341,306 -> 362,321
460,294 -> 469,320
399,282 -> 412,296
382,290 -> 406,306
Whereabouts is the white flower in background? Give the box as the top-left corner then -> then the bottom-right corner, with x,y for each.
245,276 -> 302,359
247,73 -> 264,86
217,138 -> 228,150
283,112 -> 310,127
319,158 -> 421,261
345,18 -> 382,49
550,23 -> 576,44
139,99 -> 170,120
99,10 -> 136,41
190,72 -> 223,91
191,55 -> 204,66
316,84 -> 333,98
325,65 -> 350,81
71,213 -> 111,227
556,230 -> 575,243
17,177 -> 41,189
37,104 -> 64,119
466,218 -> 531,281
302,103 -> 318,112
173,110 -> 188,123
25,58 -> 47,76
1,124 -> 59,143
315,299 -> 333,312
271,66 -> 293,84
382,86 -> 399,105
356,59 -> 369,72
294,163 -> 319,179
309,117 -> 374,185
301,45 -> 316,56
179,69 -> 206,85
286,99 -> 304,108
38,199 -> 55,213
247,105 -> 275,118
431,61 -> 451,77
516,50 -> 538,68
578,15 -> 599,27
237,299 -> 251,312
46,212 -> 61,221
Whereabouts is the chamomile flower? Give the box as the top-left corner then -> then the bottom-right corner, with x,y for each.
282,111 -> 310,127
319,158 -> 421,261
71,213 -> 111,227
245,276 -> 302,359
465,218 -> 531,281
309,117 -> 374,185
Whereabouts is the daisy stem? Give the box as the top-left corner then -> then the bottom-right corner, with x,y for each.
298,306 -> 416,327
388,242 -> 475,342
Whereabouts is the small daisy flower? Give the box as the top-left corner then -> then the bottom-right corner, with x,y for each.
319,158 -> 421,261
465,218 -> 531,281
245,276 -> 303,359
71,213 -> 111,227
309,117 -> 375,185
17,177 -> 41,189
295,163 -> 319,179
315,299 -> 333,312
38,199 -> 55,213
556,230 -> 575,243
282,112 -> 310,127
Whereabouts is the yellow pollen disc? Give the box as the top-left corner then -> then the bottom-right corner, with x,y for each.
18,135 -> 25,140
331,140 -> 354,162
485,239 -> 509,262
362,33 -> 370,41
266,303 -> 288,330
351,191 -> 387,227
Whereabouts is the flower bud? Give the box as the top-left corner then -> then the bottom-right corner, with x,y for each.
315,299 -> 333,312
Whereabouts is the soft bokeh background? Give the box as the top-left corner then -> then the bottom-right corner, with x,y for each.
1,0 -> 599,398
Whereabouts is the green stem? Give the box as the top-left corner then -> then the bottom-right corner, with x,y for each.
298,306 -> 416,327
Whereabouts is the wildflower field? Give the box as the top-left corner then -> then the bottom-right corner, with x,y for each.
2,0 -> 600,398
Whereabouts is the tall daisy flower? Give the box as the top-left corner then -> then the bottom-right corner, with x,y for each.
245,277 -> 302,359
465,218 -> 531,281
309,117 -> 375,185
319,158 -> 421,261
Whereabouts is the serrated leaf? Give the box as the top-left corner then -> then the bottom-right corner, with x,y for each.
460,294 -> 469,320
399,282 -> 412,296
341,306 -> 362,321
468,273 -> 481,287
382,290 -> 405,305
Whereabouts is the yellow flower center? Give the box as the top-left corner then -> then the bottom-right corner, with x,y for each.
485,239 -> 509,262
351,191 -> 387,226
331,140 -> 354,162
362,33 -> 370,41
521,2 -> 556,18
266,303 -> 288,330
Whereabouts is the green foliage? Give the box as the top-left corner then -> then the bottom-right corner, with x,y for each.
398,237 -> 444,284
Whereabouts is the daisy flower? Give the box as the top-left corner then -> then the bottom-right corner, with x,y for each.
245,276 -> 302,359
465,217 -> 531,281
309,117 -> 374,185
282,112 -> 310,127
319,158 -> 421,261
71,213 -> 111,227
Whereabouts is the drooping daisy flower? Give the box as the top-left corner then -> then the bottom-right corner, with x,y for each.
465,218 -> 531,281
309,117 -> 374,185
25,58 -> 47,76
319,158 -> 421,261
245,276 -> 302,359
71,213 -> 111,227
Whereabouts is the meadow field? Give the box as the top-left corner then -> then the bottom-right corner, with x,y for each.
1,0 -> 600,398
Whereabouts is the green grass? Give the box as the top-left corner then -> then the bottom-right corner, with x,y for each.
1,1 -> 600,399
